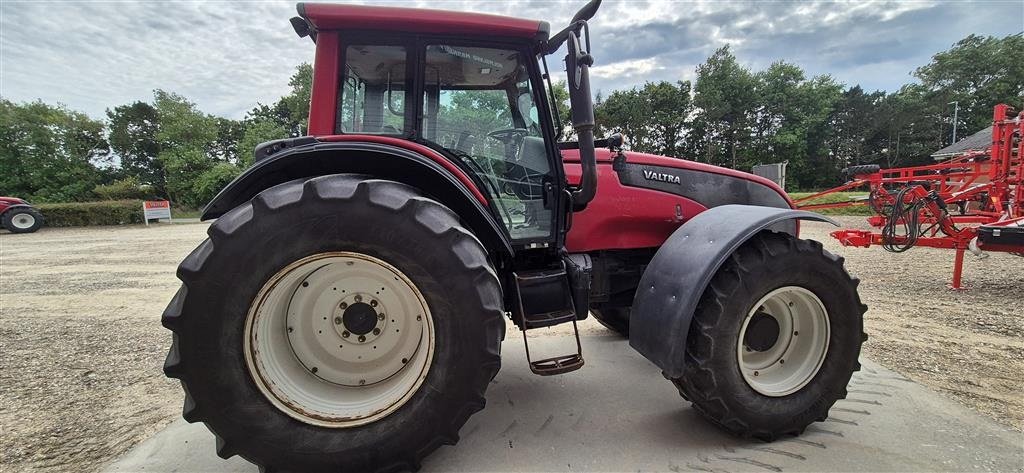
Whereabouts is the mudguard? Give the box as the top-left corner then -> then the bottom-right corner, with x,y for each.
629,204 -> 837,377
204,138 -> 513,255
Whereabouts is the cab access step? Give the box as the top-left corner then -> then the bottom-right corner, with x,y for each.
512,263 -> 586,375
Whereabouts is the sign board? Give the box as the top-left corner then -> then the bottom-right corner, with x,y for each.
752,162 -> 788,190
143,200 -> 172,225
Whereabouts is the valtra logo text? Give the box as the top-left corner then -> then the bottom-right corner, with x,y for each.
643,169 -> 681,184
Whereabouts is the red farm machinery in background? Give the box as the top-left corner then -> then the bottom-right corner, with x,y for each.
795,104 -> 1024,289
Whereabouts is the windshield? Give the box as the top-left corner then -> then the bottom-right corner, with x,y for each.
421,44 -> 553,241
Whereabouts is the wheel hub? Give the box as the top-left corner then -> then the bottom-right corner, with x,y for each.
12,213 -> 35,229
245,252 -> 434,428
342,301 -> 378,336
743,311 -> 780,352
737,286 -> 830,397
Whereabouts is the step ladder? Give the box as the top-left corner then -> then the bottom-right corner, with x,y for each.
512,266 -> 585,376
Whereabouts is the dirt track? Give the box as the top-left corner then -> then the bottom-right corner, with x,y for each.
1,218 -> 1021,472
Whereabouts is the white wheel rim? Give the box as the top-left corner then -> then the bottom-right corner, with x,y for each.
737,286 -> 830,397
244,252 -> 434,428
11,213 -> 35,229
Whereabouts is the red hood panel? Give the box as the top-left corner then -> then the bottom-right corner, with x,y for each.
561,148 -> 790,203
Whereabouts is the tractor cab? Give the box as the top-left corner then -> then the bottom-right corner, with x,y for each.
339,42 -> 557,241
292,1 -> 600,250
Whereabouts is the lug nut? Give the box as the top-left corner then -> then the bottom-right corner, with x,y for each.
354,295 -> 362,303
342,331 -> 350,338
370,300 -> 378,307
372,328 -> 381,336
754,371 -> 759,376
358,335 -> 366,342
339,302 -> 348,310
334,317 -> 342,325
378,313 -> 385,321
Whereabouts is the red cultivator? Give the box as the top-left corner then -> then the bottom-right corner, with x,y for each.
796,104 -> 1024,289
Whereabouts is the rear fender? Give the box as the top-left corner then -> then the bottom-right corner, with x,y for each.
1,203 -> 37,216
629,205 -> 837,377
204,139 -> 513,256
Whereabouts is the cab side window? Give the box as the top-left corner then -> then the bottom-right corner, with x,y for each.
337,45 -> 406,134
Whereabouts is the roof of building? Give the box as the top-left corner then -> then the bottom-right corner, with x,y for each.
297,3 -> 549,42
931,126 -> 993,160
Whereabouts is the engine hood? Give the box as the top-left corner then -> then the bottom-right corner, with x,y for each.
561,148 -> 792,207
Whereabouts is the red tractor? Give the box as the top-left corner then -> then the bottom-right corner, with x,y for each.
163,2 -> 866,471
0,197 -> 44,233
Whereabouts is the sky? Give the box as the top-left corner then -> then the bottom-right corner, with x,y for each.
1,0 -> 1021,120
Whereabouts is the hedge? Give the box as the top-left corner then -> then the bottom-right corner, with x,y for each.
35,200 -> 146,227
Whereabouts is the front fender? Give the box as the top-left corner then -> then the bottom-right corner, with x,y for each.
629,204 -> 837,377
204,139 -> 513,256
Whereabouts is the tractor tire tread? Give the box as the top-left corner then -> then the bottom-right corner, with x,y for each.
163,174 -> 504,472
674,231 -> 866,442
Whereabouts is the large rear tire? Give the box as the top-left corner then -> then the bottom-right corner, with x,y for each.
162,175 -> 504,472
672,231 -> 866,441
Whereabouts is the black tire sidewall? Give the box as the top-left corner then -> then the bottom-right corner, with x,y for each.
179,193 -> 498,470
690,237 -> 862,430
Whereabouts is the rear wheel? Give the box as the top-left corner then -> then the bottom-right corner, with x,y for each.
162,175 -> 505,472
591,308 -> 629,336
672,231 -> 866,441
2,207 -> 43,233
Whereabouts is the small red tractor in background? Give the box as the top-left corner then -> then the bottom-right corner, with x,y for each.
0,197 -> 44,233
796,104 -> 1023,289
162,2 -> 866,471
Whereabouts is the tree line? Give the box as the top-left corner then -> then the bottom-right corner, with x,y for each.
594,34 -> 1022,188
1,64 -> 312,208
1,33 -> 1020,207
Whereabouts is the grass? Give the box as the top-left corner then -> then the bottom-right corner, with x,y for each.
789,191 -> 875,216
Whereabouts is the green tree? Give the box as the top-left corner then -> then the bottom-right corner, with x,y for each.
238,118 -> 289,167
0,99 -> 109,202
248,63 -> 313,136
691,46 -> 757,168
153,90 -> 221,207
749,63 -> 842,188
914,33 -> 1024,135
595,81 -> 692,156
107,101 -> 163,193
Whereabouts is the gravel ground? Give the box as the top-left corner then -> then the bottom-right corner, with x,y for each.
1,218 -> 1021,472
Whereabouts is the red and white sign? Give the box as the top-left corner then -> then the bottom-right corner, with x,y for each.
143,200 -> 172,224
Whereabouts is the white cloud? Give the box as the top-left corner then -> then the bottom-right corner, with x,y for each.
591,57 -> 662,79
0,0 -> 1018,120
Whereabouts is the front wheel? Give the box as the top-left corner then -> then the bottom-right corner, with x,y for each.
672,231 -> 866,441
162,175 -> 505,472
2,207 -> 44,233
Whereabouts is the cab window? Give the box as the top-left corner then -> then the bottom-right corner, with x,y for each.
420,44 -> 552,241
338,45 -> 407,134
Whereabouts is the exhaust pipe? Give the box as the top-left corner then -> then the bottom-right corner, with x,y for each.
564,0 -> 600,211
